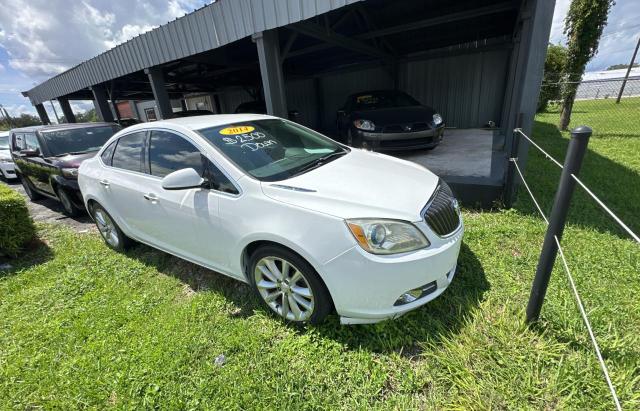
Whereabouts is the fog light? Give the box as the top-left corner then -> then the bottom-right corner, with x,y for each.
394,281 -> 437,306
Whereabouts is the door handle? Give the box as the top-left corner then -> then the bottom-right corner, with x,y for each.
143,193 -> 159,202
99,179 -> 109,187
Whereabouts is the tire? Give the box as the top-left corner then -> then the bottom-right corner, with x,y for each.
90,203 -> 133,251
20,175 -> 42,201
56,187 -> 80,217
248,245 -> 332,324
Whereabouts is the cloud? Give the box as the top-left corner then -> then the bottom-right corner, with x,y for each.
0,0 -> 210,82
549,0 -> 640,71
2,104 -> 36,117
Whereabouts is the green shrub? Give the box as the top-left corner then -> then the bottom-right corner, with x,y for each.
0,184 -> 35,257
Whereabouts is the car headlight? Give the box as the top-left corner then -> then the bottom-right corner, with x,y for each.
0,157 -> 12,163
61,167 -> 79,179
353,119 -> 375,131
433,113 -> 443,126
346,219 -> 430,255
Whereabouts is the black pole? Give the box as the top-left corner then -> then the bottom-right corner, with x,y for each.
526,125 -> 592,323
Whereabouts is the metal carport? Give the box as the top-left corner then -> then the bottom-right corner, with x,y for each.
22,0 -> 556,206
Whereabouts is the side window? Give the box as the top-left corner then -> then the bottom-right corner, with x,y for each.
204,159 -> 239,195
101,141 -> 116,166
112,132 -> 145,172
13,133 -> 25,151
148,130 -> 203,178
24,134 -> 40,151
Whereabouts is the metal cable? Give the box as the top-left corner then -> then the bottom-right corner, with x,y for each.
513,128 -> 565,169
514,128 -> 639,244
513,167 -> 623,410
510,158 -> 549,224
571,174 -> 640,244
554,235 -> 623,411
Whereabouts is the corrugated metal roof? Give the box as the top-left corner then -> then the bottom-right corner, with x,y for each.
25,0 -> 361,105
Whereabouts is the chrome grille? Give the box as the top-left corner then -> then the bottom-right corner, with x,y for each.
423,181 -> 460,237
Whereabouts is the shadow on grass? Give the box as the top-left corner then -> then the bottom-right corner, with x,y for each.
125,243 -> 258,319
514,120 -> 640,238
123,241 -> 488,354
312,242 -> 489,354
0,237 -> 53,278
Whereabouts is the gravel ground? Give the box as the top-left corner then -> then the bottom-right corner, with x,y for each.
1,179 -> 95,233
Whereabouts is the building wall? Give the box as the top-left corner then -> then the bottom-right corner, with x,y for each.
398,48 -> 509,129
185,94 -> 215,112
281,48 -> 511,132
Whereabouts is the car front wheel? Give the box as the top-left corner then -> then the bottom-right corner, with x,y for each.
249,246 -> 332,324
91,204 -> 133,251
20,176 -> 42,201
56,188 -> 80,217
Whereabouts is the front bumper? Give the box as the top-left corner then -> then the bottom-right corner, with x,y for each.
320,221 -> 463,324
359,126 -> 445,151
0,161 -> 16,179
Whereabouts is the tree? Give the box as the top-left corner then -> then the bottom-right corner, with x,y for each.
606,63 -> 639,70
538,44 -> 568,112
559,0 -> 615,130
75,108 -> 98,123
0,113 -> 42,130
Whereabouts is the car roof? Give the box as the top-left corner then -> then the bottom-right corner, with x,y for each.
124,114 -> 277,132
10,122 -> 117,133
0,131 -> 9,137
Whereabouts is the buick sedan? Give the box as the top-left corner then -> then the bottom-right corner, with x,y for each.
78,115 -> 463,324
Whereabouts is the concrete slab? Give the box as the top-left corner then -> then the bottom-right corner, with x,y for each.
393,128 -> 495,179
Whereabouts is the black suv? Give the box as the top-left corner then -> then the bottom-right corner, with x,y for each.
10,123 -> 120,216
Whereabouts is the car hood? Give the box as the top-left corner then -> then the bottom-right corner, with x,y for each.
261,150 -> 439,221
51,151 -> 98,168
351,106 -> 438,125
0,149 -> 11,160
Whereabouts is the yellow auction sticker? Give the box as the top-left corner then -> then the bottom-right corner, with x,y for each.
220,125 -> 255,135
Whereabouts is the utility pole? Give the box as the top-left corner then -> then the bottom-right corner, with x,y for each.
616,36 -> 640,104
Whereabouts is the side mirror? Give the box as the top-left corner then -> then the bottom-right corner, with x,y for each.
161,168 -> 205,190
20,148 -> 40,157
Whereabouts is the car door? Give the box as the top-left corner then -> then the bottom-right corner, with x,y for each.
20,133 -> 55,195
101,130 -> 154,242
140,129 -> 233,270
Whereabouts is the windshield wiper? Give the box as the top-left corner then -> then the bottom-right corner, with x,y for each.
290,150 -> 347,177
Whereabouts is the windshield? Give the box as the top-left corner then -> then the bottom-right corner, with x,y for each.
351,91 -> 420,111
0,136 -> 8,150
41,125 -> 120,156
197,119 -> 347,182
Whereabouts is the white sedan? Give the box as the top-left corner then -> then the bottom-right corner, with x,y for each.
0,131 -> 17,180
78,114 -> 463,324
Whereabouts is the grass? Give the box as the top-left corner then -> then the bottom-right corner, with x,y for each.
1,98 -> 639,409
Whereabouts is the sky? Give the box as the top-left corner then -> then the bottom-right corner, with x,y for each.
0,0 -> 639,118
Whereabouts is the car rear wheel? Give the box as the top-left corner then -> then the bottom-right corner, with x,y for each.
249,246 -> 332,324
56,188 -> 80,217
20,175 -> 42,201
91,204 -> 133,251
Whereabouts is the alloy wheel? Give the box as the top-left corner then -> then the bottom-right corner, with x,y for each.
93,208 -> 120,248
254,257 -> 315,322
